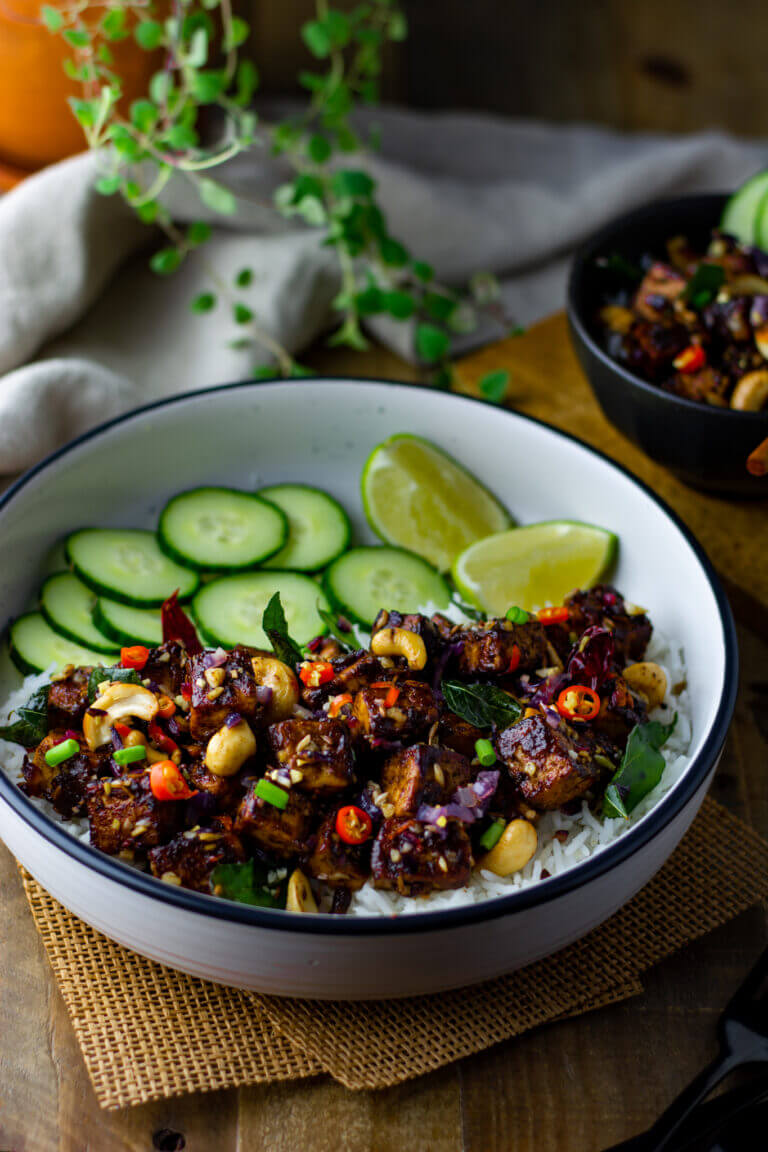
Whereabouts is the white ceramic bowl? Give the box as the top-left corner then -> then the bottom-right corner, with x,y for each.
0,380 -> 737,999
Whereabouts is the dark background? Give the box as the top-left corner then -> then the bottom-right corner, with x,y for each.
245,0 -> 767,135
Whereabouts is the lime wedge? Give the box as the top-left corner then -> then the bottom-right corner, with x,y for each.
452,520 -> 617,614
362,434 -> 513,572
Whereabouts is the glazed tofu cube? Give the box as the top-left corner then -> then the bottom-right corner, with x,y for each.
189,646 -> 263,741
148,823 -> 245,892
495,714 -> 601,810
235,781 -> 316,857
87,771 -> 179,855
381,744 -> 471,817
306,813 -> 369,891
436,710 -> 484,759
565,585 -> 652,664
143,641 -> 186,698
185,756 -> 243,806
21,731 -> 104,819
371,817 -> 472,896
632,261 -> 686,321
456,619 -> 549,676
353,680 -> 438,747
267,719 -> 355,794
47,667 -> 91,730
593,674 -> 647,751
299,650 -> 391,710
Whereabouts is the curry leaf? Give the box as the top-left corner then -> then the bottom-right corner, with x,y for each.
87,666 -> 141,703
262,593 -> 304,666
0,685 -> 50,747
603,714 -> 677,819
683,263 -> 725,309
441,681 -> 523,730
316,604 -> 356,652
210,859 -> 285,908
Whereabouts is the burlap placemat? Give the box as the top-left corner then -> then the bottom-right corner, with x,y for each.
20,797 -> 768,1110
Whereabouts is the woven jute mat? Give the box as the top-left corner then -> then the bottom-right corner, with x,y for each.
20,797 -> 768,1110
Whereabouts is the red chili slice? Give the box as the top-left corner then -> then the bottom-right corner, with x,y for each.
335,805 -> 373,845
556,684 -> 601,722
537,606 -> 569,625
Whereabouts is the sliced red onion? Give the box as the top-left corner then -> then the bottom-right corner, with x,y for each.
306,635 -> 323,654
64,728 -> 80,741
337,616 -> 353,634
254,685 -> 274,705
471,769 -> 500,802
225,711 -> 243,728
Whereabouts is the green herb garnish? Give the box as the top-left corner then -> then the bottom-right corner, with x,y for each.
602,714 -> 677,819
474,738 -> 497,767
87,665 -> 141,702
210,859 -> 285,908
479,818 -> 506,852
255,778 -> 290,810
316,603 -> 356,653
0,685 -> 50,747
44,738 -> 79,767
262,592 -> 304,667
596,251 -> 643,283
442,681 -> 523,730
683,263 -> 725,309
505,605 -> 529,624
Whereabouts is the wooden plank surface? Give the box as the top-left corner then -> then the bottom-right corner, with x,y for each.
1,320 -> 767,1151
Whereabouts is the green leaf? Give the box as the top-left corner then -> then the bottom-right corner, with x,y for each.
388,10 -> 408,40
233,303 -> 254,325
331,170 -> 375,198
130,98 -> 159,133
412,260 -> 434,283
69,97 -> 98,128
97,43 -> 115,65
379,237 -> 408,267
602,715 -> 677,819
328,315 -> 368,350
470,270 -> 501,306
234,59 -> 259,105
416,322 -> 450,363
262,592 -> 304,666
165,122 -> 199,149
150,247 -> 183,275
87,666 -> 141,704
383,290 -> 415,319
186,26 -> 209,67
101,7 -> 128,40
302,19 -> 332,58
198,177 -> 237,215
441,681 -> 523,730
355,284 -> 385,315
95,174 -> 122,196
136,201 -> 159,224
149,70 -> 171,104
683,263 -> 726,308
479,369 -> 510,404
191,292 -> 216,313
425,292 -> 456,322
596,250 -> 643,284
210,859 -> 285,908
187,221 -> 212,245
135,19 -> 164,49
323,8 -> 352,48
224,16 -> 249,50
192,69 -> 226,103
307,133 -> 332,164
108,123 -> 143,161
296,195 -> 327,226
41,6 -> 63,32
63,28 -> 90,48
316,604 -> 356,652
235,267 -> 253,288
0,685 -> 50,747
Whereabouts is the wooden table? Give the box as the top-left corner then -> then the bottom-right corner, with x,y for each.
1,317 -> 767,1152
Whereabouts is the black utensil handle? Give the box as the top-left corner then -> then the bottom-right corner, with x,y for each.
637,1052 -> 739,1152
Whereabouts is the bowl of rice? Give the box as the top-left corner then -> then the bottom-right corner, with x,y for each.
0,379 -> 737,998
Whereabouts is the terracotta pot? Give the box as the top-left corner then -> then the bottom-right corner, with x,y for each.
0,0 -> 160,187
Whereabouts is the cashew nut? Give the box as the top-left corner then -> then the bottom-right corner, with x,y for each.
286,869 -> 318,914
754,324 -> 768,360
731,369 -> 768,412
599,305 -> 634,334
251,656 -> 299,723
370,627 -> 427,671
205,718 -> 256,777
479,819 -> 537,877
83,682 -> 159,750
623,661 -> 668,710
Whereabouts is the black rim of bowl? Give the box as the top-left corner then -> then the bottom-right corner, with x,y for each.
567,192 -> 768,429
0,377 -> 739,937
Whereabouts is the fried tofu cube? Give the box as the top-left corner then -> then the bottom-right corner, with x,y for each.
143,641 -> 187,698
593,674 -> 647,751
381,744 -> 471,817
87,771 -> 179,855
353,680 -> 438,747
21,731 -> 104,818
455,619 -> 549,676
185,755 -> 243,805
235,781 -> 316,858
148,823 -> 245,892
305,813 -> 369,891
189,646 -> 263,741
371,817 -> 472,896
496,714 -> 601,810
436,710 -> 484,759
565,585 -> 652,664
267,719 -> 355,794
47,667 -> 90,730
299,650 -> 391,710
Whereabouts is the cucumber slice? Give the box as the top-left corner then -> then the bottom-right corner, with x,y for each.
754,187 -> 768,252
452,520 -> 618,615
259,484 -> 351,572
721,171 -> 768,245
40,572 -> 120,655
323,546 -> 451,628
9,612 -> 112,675
93,598 -> 163,647
362,433 -> 512,572
158,487 -> 288,572
67,529 -> 199,607
193,571 -> 330,649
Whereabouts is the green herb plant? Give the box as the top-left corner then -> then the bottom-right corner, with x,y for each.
42,0 -> 514,395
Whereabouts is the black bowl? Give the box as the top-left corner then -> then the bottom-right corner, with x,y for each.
567,193 -> 768,498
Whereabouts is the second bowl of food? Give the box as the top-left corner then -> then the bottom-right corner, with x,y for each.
0,379 -> 736,998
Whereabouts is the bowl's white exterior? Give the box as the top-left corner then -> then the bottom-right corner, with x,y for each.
0,380 -> 736,999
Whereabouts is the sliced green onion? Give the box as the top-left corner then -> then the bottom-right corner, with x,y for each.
255,778 -> 289,810
479,818 -> 506,851
113,744 -> 147,765
505,605 -> 529,623
44,738 -> 80,767
474,738 -> 497,767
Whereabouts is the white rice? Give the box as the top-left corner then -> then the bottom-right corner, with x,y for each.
0,627 -> 692,918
